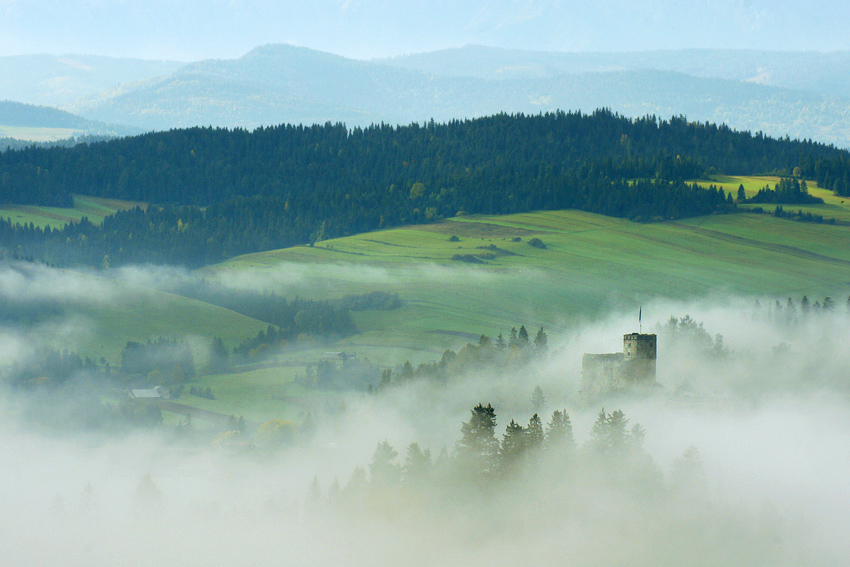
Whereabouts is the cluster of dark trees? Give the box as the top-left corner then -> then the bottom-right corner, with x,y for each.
755,295 -> 845,326
232,314 -> 355,359
374,327 -> 548,391
771,206 -> 835,224
166,281 -> 360,341
337,291 -> 403,311
300,358 -> 379,391
2,110 -> 847,268
189,385 -> 215,399
809,154 -> 850,196
7,338 -> 200,391
0,295 -> 65,325
6,347 -> 97,388
743,178 -> 823,205
311,405 -> 691,510
120,338 -> 195,382
659,315 -> 727,357
0,200 -> 319,268
202,291 -> 394,369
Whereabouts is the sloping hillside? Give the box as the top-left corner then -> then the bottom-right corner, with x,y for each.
0,54 -> 184,106
381,46 -> 850,99
203,209 -> 850,360
0,100 -> 140,142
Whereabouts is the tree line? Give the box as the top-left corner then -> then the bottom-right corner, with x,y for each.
307,405 -> 704,509
737,177 -> 823,206
373,326 -> 548,392
2,110 -> 848,268
1,110 -> 845,208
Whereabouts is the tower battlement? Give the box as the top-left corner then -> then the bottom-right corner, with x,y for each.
581,332 -> 657,398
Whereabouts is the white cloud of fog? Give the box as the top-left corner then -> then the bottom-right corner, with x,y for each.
207,260 -> 510,294
0,263 -> 123,305
1,260 -> 849,564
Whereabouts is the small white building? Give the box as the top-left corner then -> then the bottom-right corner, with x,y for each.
130,385 -> 168,399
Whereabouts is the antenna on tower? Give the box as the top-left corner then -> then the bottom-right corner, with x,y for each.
639,306 -> 642,334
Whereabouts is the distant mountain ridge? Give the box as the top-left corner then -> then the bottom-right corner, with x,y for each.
4,45 -> 850,148
379,46 -> 850,99
60,45 -> 850,148
0,100 -> 110,130
0,100 -> 142,142
0,54 -> 185,107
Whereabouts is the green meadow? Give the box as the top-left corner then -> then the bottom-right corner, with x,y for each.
208,208 -> 850,333
32,270 -> 270,366
16,184 -> 850,423
695,174 -> 850,222
0,194 -> 145,229
0,126 -> 79,142
177,207 -> 850,421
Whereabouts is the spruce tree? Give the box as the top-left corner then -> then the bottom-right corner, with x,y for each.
457,403 -> 498,479
369,441 -> 401,488
545,409 -> 575,450
534,327 -> 548,352
518,325 -> 529,345
525,413 -> 544,450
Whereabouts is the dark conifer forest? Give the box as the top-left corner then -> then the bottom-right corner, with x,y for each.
1,109 -> 849,268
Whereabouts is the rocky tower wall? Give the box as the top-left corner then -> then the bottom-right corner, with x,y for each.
622,333 -> 656,383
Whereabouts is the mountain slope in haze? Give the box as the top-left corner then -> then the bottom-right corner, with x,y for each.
380,46 -> 850,99
0,54 -> 185,107
0,100 -> 131,130
66,45 -> 850,147
0,100 -> 141,144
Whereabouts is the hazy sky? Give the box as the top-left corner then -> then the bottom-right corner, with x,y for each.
1,0 -> 849,61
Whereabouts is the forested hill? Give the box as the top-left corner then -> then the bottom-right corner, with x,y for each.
2,110 -> 850,268
3,109 -> 850,207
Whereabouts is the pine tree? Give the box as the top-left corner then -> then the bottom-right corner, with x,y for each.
525,413 -> 544,450
531,385 -> 545,412
457,403 -> 498,479
670,445 -> 706,493
403,442 -> 432,486
589,408 -> 630,455
500,419 -> 525,464
400,360 -> 414,380
369,441 -> 401,487
545,409 -> 575,450
518,325 -> 529,345
309,475 -> 322,502
534,327 -> 548,352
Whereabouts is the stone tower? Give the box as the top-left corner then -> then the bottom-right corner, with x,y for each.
622,333 -> 656,384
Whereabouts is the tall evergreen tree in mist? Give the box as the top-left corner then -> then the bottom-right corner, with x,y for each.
457,403 -> 498,479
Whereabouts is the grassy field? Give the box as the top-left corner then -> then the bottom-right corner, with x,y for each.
0,126 -> 78,142
180,364 -> 335,424
208,208 -> 850,324
6,186 -> 841,422
694,174 -> 850,222
0,194 -> 146,229
33,270 -> 271,366
178,208 -> 850,420
6,177 -> 850,423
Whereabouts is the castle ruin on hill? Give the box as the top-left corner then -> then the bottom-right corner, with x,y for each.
581,333 -> 657,398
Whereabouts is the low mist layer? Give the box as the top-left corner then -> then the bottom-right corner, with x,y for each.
0,260 -> 848,565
